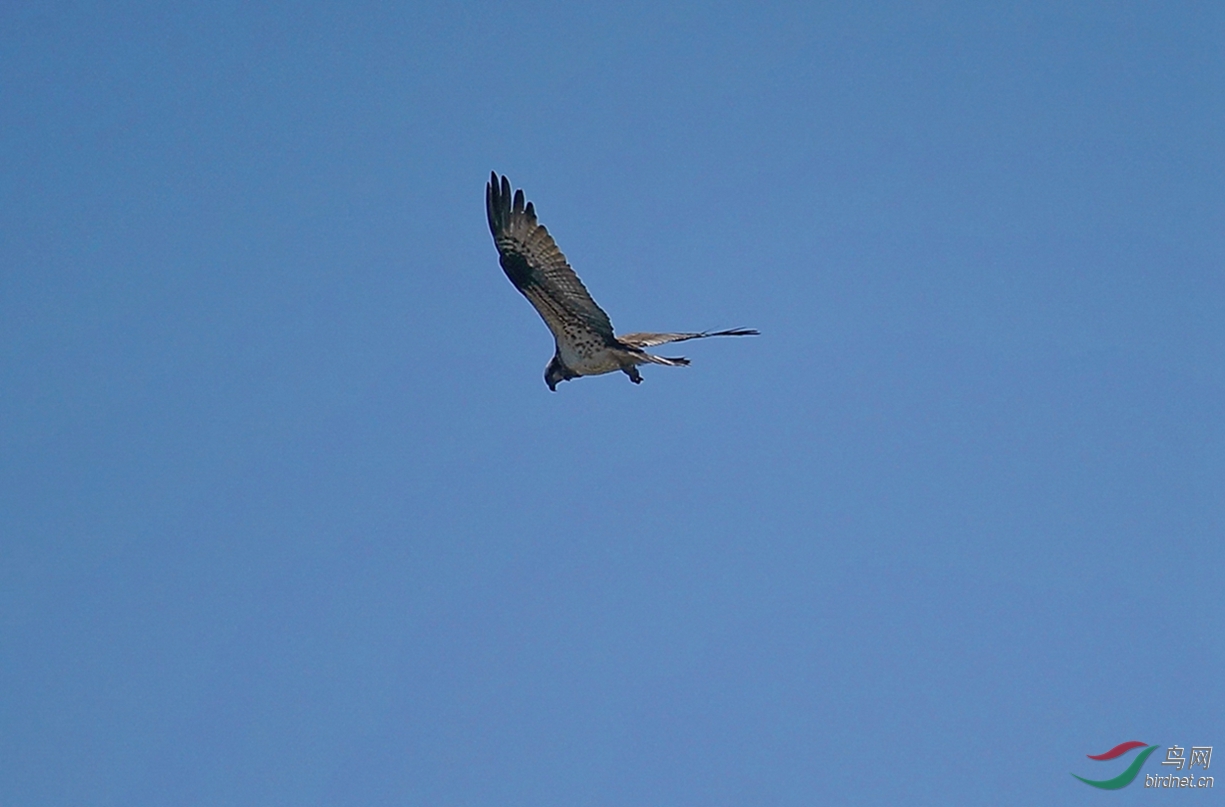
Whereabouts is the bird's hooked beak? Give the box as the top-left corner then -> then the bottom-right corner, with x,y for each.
544,356 -> 571,391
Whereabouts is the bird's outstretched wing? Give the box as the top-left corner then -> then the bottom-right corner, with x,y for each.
617,328 -> 759,349
486,173 -> 615,342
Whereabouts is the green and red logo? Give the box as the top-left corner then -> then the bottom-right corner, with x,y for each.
1073,741 -> 1159,789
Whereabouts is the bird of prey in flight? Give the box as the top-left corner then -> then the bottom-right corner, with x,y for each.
486,173 -> 758,390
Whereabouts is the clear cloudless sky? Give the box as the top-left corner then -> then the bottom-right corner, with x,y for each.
1,2 -> 1221,805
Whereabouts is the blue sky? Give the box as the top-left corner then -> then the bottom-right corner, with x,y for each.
1,2 -> 1221,805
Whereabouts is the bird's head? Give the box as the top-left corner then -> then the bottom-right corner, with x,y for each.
544,356 -> 574,391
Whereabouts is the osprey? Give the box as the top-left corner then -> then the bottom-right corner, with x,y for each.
486,173 -> 758,390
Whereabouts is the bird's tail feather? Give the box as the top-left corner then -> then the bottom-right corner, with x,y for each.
618,328 -> 759,349
642,353 -> 690,367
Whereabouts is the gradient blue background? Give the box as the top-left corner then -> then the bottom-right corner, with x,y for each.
2,2 -> 1221,805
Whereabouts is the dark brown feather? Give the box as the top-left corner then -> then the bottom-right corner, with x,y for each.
486,173 -> 615,341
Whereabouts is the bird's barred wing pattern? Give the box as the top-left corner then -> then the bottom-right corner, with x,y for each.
486,173 -> 615,342
616,328 -> 759,348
